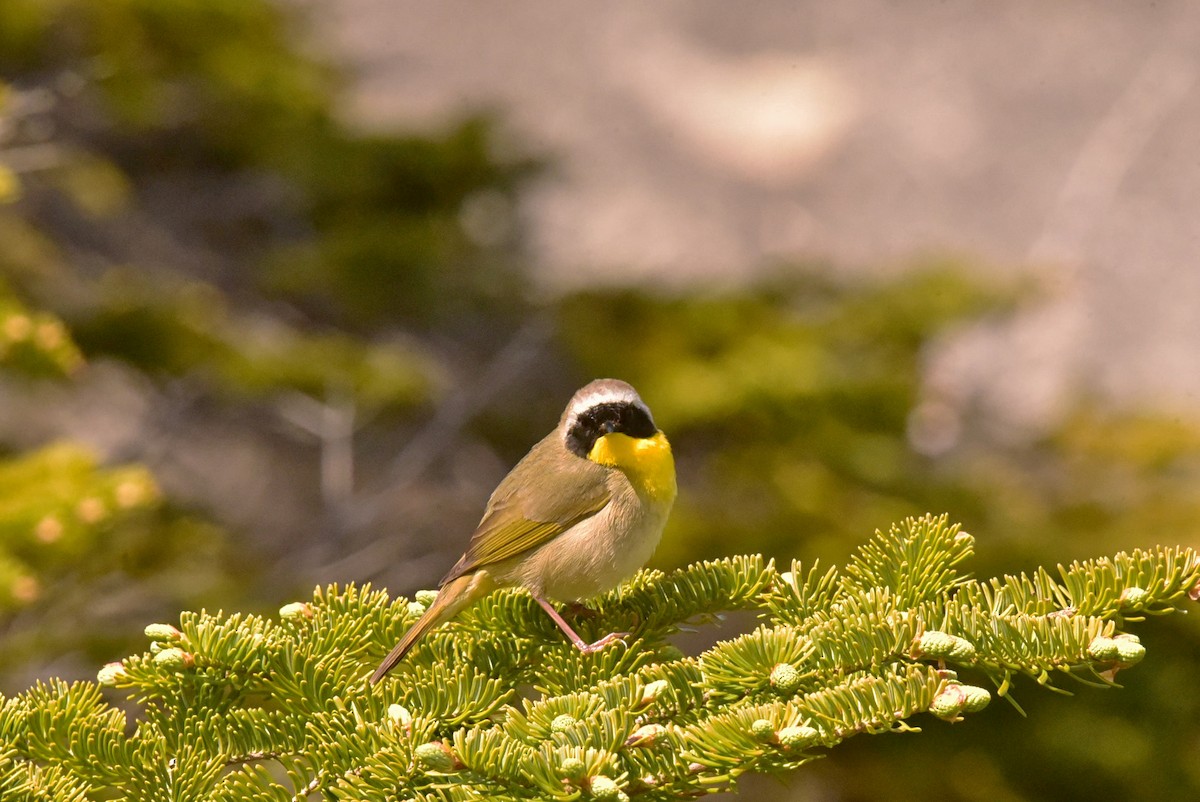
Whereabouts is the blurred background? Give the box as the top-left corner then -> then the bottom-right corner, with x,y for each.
2,0 -> 1200,798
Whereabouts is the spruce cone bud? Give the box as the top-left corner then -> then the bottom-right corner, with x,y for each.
414,741 -> 454,772
406,601 -> 427,618
414,589 -> 439,607
943,635 -> 977,663
1114,634 -> 1146,666
550,714 -> 578,733
387,704 -> 412,728
559,757 -> 586,779
279,602 -> 313,621
917,630 -> 976,662
154,647 -> 194,672
1119,586 -> 1149,608
144,623 -> 182,642
624,723 -> 666,748
97,662 -> 126,686
588,775 -> 621,801
960,684 -> 991,713
750,718 -> 776,742
1087,636 -> 1120,662
917,630 -> 955,656
769,662 -> 802,695
638,679 -> 669,707
776,725 -> 819,750
930,684 -> 967,720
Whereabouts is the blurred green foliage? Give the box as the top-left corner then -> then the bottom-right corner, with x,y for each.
1,0 -> 536,336
71,270 -> 439,409
0,443 -> 156,609
0,281 -> 82,376
0,441 -> 242,677
0,0 -> 330,162
262,120 -> 537,332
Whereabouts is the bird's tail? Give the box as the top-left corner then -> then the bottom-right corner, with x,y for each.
368,573 -> 485,684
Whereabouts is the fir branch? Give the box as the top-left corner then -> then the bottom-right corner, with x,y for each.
0,514 -> 1192,800
842,514 -> 974,607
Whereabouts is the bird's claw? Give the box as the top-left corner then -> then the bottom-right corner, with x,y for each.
579,632 -> 630,654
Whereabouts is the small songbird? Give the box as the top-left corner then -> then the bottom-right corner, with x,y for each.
369,379 -> 676,684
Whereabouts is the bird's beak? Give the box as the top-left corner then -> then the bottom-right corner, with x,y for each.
601,420 -> 618,434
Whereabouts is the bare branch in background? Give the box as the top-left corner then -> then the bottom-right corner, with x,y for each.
354,314 -> 554,520
1029,45 -> 1198,265
312,315 -> 554,580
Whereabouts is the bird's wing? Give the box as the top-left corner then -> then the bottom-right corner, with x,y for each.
440,434 -> 612,585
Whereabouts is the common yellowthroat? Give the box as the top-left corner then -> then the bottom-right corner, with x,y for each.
369,379 -> 675,683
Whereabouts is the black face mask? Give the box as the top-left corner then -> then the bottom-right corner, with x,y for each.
565,402 -> 657,458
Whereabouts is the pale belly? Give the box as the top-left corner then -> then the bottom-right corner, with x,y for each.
493,493 -> 671,601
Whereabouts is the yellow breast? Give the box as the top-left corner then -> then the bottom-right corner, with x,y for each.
588,431 -> 677,504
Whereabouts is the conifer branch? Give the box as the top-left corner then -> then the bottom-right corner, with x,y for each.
0,514 -> 1194,799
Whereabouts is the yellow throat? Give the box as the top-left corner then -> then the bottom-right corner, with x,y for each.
588,431 -> 677,504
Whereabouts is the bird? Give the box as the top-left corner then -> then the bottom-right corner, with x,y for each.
369,378 -> 676,684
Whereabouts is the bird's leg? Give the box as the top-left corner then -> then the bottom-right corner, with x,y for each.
532,594 -> 628,654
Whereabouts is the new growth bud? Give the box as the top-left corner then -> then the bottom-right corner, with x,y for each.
550,714 -> 578,734
559,757 -> 586,780
930,682 -> 989,720
387,704 -> 412,728
1119,586 -> 1149,608
279,602 -> 314,621
1113,634 -> 1146,666
657,644 -> 685,662
97,662 -> 126,686
749,718 -> 776,742
1088,633 -> 1145,665
624,723 -> 666,748
917,630 -> 976,662
960,685 -> 991,713
587,775 -> 622,801
776,725 -> 819,750
929,684 -> 967,720
144,623 -> 182,642
153,648 -> 194,672
638,679 -> 669,707
769,662 -> 803,695
1087,636 -> 1120,662
414,741 -> 455,772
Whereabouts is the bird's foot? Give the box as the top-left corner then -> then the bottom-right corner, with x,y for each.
578,631 -> 630,654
